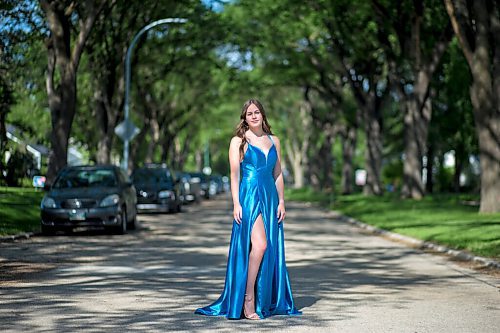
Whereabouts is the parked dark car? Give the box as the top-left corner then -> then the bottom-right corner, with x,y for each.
210,174 -> 225,194
175,172 -> 199,204
40,165 -> 137,235
188,172 -> 217,199
131,164 -> 182,213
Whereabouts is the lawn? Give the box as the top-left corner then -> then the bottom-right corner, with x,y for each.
0,187 -> 44,236
2,186 -> 499,260
286,188 -> 500,260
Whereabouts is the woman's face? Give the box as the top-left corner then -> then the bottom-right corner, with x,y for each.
245,103 -> 263,129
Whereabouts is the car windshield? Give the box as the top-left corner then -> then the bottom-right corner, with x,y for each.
132,169 -> 172,185
53,169 -> 117,188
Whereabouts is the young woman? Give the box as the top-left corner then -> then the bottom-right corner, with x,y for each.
195,99 -> 301,320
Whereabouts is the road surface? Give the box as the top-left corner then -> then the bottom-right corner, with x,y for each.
1,194 -> 499,332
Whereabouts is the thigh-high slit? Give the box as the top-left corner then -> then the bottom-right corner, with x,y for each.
195,138 -> 301,319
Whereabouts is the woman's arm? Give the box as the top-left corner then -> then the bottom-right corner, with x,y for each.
229,136 -> 243,223
272,136 -> 286,222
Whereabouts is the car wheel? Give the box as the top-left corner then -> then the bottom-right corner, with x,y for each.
114,208 -> 127,235
127,212 -> 137,230
41,224 -> 55,236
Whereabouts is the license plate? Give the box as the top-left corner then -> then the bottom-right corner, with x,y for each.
69,210 -> 86,221
137,204 -> 158,209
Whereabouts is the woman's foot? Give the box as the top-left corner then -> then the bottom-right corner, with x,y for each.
243,294 -> 260,320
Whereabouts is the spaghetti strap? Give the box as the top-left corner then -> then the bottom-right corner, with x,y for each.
267,134 -> 274,145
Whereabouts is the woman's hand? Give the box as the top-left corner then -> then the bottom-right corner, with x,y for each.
277,201 -> 286,223
233,203 -> 243,224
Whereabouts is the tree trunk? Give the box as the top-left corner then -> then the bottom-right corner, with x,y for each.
401,94 -> 432,199
96,136 -> 112,164
145,110 -> 160,163
129,115 -> 148,170
425,141 -> 434,193
93,55 -> 124,164
363,103 -> 383,195
370,1 -> 451,199
175,136 -> 191,171
470,1 -> 500,213
399,25 -> 450,198
286,138 -> 309,188
308,160 -> 321,191
195,149 -> 203,171
285,101 -> 312,189
89,4 -> 141,166
304,87 -> 338,191
471,68 -> 499,212
0,116 -> 6,181
40,0 -> 105,183
308,124 -> 335,192
46,72 -> 76,181
292,158 -> 305,188
331,63 -> 385,195
444,0 -> 500,212
453,155 -> 462,193
168,135 -> 189,171
160,134 -> 174,165
320,126 -> 335,191
94,89 -> 113,164
285,138 -> 307,188
341,124 -> 357,194
0,86 -> 10,180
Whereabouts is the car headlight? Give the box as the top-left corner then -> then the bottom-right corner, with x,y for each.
100,194 -> 120,207
41,196 -> 56,209
158,190 -> 174,199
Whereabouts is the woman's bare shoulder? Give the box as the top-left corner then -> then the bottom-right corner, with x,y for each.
271,135 -> 280,144
230,136 -> 243,146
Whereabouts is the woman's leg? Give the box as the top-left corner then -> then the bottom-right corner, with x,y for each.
244,214 -> 267,315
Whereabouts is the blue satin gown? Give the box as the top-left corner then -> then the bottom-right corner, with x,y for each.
195,135 -> 301,319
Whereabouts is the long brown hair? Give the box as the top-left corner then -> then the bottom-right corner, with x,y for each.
235,99 -> 273,161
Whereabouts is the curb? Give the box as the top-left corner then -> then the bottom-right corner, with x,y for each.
0,232 -> 37,243
333,212 -> 500,270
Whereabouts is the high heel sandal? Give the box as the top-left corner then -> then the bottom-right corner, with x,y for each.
243,294 -> 260,320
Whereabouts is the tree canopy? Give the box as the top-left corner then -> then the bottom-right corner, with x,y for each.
1,0 -> 498,212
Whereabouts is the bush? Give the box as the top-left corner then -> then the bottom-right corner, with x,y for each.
382,158 -> 403,192
5,147 -> 36,187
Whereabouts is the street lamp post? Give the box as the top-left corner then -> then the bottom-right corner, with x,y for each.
120,18 -> 187,170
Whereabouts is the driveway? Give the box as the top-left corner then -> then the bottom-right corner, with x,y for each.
0,194 -> 499,332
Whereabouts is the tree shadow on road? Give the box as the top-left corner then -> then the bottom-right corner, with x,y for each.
0,197 -> 469,332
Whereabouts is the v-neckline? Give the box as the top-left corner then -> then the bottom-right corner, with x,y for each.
246,136 -> 275,161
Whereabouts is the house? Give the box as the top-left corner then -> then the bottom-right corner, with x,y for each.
5,124 -> 85,173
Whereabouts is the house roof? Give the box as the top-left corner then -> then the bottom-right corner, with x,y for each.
7,123 -> 50,155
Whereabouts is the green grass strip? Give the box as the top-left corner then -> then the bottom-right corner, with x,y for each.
0,187 -> 44,236
286,188 -> 500,260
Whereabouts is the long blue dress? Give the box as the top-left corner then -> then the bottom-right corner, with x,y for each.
195,135 -> 301,319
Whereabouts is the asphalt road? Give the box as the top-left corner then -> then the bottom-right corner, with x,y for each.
1,193 -> 499,332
